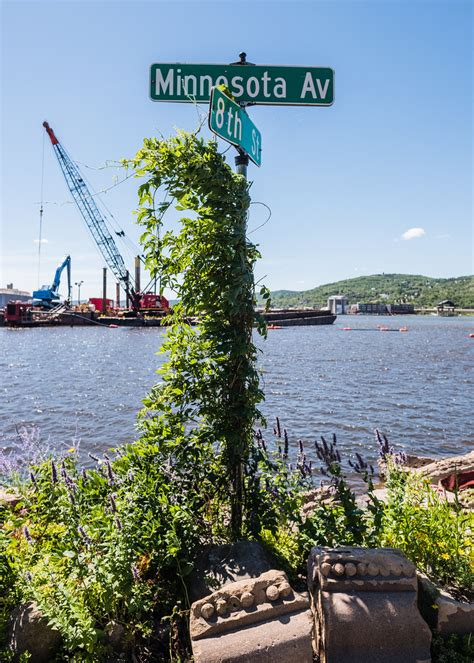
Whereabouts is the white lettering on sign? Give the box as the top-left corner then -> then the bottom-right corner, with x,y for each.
234,111 -> 242,141
262,71 -> 271,98
155,68 -> 174,95
231,76 -> 244,96
247,77 -> 259,98
183,75 -> 197,96
215,75 -> 228,87
316,78 -> 330,99
153,66 -> 331,106
215,97 -> 225,128
251,129 -> 260,159
300,72 -> 316,99
200,75 -> 213,97
274,77 -> 286,98
300,72 -> 330,100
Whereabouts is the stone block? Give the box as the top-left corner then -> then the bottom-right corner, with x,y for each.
418,574 -> 473,636
190,569 -> 314,663
308,546 -> 432,663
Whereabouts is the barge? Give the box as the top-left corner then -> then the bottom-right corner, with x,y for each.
2,304 -> 336,328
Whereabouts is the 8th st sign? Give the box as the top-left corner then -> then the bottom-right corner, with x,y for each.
209,88 -> 262,166
150,63 -> 334,106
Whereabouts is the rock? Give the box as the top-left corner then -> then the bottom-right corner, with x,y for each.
356,487 -> 389,509
7,602 -> 62,662
418,574 -> 474,636
357,485 -> 457,509
378,453 -> 435,480
308,546 -> 432,663
104,621 -> 126,651
301,486 -> 340,520
190,569 -> 314,662
188,540 -> 279,602
415,451 -> 474,486
0,488 -> 21,508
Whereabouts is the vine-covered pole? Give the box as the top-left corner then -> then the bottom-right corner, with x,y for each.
229,147 -> 252,539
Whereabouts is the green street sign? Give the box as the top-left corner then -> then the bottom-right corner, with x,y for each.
150,63 -> 334,106
209,88 -> 262,166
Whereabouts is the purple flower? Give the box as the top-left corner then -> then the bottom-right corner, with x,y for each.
105,460 -> 114,483
131,564 -> 140,581
109,494 -> 117,513
51,460 -> 58,484
30,471 -> 38,489
115,517 -> 123,531
78,525 -> 92,545
276,417 -> 281,438
88,452 -> 100,462
23,526 -> 33,544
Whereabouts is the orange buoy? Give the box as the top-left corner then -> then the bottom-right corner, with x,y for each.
109,324 -> 119,328
469,333 -> 474,338
343,327 -> 352,331
399,327 -> 409,332
267,325 -> 283,330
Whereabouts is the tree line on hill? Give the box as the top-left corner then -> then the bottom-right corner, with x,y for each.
269,274 -> 474,309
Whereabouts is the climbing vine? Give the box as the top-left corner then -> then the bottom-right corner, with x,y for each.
127,130 -> 270,539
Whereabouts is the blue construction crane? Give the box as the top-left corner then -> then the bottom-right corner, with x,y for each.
33,255 -> 71,306
43,121 -> 141,310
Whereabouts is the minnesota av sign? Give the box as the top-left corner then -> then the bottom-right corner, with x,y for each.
150,63 -> 334,106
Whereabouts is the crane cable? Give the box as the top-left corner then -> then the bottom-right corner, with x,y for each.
69,155 -> 141,263
37,130 -> 46,288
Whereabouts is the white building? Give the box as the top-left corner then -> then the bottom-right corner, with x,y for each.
0,284 -> 31,308
327,295 -> 348,315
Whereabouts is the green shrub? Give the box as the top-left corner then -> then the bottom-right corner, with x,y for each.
379,463 -> 473,592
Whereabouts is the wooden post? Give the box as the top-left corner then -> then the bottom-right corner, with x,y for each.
115,282 -> 120,309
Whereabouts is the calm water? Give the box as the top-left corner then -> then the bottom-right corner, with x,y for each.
1,315 -> 473,471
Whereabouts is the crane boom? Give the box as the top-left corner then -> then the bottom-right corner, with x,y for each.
43,121 -> 138,306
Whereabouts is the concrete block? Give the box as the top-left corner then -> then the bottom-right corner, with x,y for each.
308,546 -> 432,663
190,569 -> 314,663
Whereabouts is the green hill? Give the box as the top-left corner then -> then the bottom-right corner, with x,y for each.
269,274 -> 474,309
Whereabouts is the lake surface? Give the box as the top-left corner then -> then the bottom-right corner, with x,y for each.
1,315 -> 473,473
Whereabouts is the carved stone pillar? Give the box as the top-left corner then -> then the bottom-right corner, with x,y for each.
308,546 -> 432,663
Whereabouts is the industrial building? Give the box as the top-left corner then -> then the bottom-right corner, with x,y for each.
0,284 -> 31,309
350,302 -> 415,315
327,295 -> 348,315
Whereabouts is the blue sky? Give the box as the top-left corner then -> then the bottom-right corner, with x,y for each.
1,0 -> 472,300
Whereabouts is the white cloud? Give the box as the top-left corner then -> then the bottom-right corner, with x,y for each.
401,227 -> 426,241
33,238 -> 49,244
